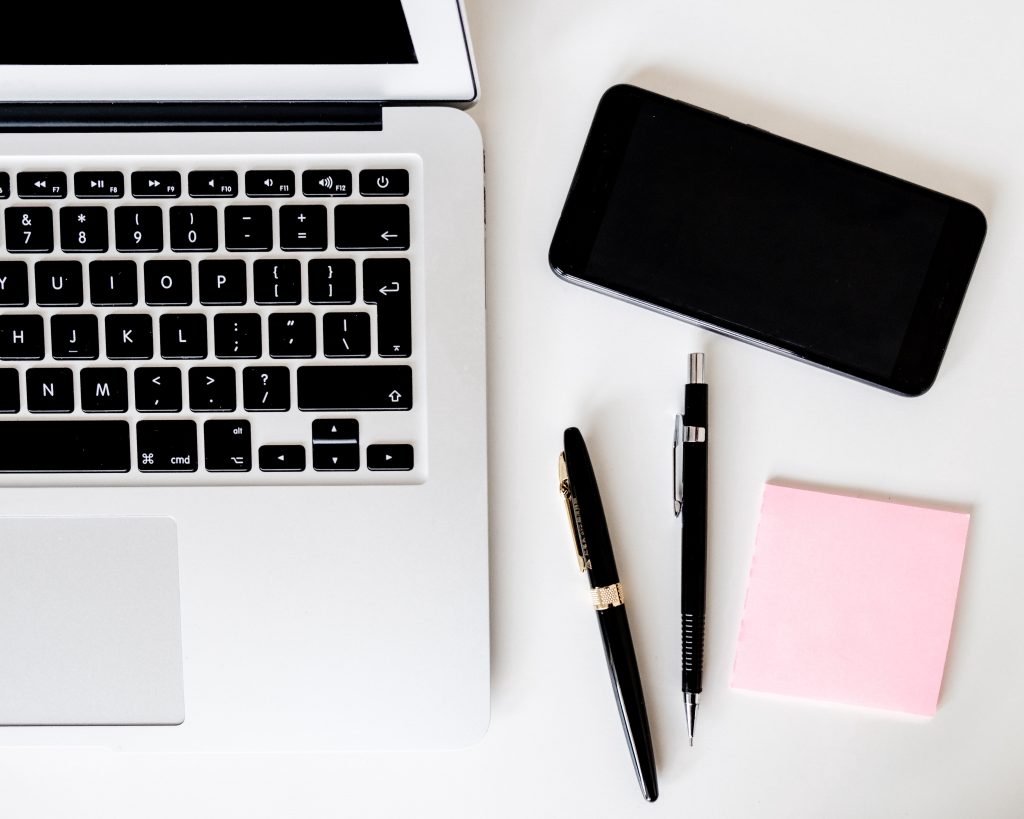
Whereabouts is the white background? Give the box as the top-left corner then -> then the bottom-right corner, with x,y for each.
3,0 -> 1024,815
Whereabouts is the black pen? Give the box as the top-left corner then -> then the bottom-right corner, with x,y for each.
559,427 -> 658,802
674,352 -> 708,746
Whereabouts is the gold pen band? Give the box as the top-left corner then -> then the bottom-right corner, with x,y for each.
591,582 -> 625,610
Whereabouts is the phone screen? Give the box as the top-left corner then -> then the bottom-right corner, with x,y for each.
550,85 -> 986,395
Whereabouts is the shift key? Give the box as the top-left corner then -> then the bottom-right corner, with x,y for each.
297,366 -> 412,411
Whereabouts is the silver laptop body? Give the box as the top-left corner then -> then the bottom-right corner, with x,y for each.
0,0 -> 489,750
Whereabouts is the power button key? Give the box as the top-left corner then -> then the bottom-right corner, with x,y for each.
359,169 -> 409,197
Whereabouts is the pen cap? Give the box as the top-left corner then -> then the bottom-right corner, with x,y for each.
562,427 -> 620,587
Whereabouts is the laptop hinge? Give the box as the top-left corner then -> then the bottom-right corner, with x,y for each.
0,102 -> 384,132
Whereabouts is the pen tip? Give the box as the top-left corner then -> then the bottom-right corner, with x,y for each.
689,736 -> 694,747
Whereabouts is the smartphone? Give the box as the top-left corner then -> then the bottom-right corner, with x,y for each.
549,84 -> 987,395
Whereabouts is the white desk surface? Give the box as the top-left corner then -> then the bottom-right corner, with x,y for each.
4,1 -> 1024,816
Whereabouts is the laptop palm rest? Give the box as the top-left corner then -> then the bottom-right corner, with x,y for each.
0,517 -> 184,726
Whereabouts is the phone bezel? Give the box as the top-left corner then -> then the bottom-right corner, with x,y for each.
549,84 -> 987,396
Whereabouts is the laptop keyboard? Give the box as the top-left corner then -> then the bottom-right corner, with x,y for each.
0,156 -> 425,485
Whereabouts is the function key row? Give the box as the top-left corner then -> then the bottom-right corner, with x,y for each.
1,204 -> 410,253
0,417 -> 413,474
0,170 -> 409,201
0,257 -> 408,310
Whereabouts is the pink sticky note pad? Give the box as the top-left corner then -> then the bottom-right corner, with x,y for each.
731,484 -> 969,716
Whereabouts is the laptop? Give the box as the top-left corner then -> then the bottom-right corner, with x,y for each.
0,1 -> 489,750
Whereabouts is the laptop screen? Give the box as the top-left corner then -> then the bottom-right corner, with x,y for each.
1,1 -> 417,65
0,1 -> 474,103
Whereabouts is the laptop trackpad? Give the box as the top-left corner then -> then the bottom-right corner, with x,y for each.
0,517 -> 184,726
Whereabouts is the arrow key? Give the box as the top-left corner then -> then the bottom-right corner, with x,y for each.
259,445 -> 306,472
367,444 -> 414,472
312,418 -> 359,471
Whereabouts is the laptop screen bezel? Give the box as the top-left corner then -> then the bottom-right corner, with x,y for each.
0,1 -> 476,105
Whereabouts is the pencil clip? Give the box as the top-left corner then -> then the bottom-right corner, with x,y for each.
558,452 -> 589,572
673,414 -> 684,517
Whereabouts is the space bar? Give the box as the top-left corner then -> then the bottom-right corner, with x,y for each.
0,421 -> 131,473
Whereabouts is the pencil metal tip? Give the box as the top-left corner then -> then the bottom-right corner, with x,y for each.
684,694 -> 698,747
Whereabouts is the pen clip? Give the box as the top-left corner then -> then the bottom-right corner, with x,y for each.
558,452 -> 590,572
673,414 -> 684,517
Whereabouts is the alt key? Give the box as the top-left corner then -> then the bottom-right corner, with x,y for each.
258,444 -> 306,472
366,444 -> 414,471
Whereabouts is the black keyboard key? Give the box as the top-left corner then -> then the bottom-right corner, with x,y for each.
59,206 -> 109,253
89,260 -> 138,306
145,260 -> 192,306
0,172 -> 8,199
131,171 -> 181,198
4,208 -> 54,253
359,169 -> 409,197
188,367 -> 236,412
279,205 -> 327,251
0,315 -> 44,360
367,443 -> 414,471
51,314 -> 99,360
323,312 -> 370,358
214,312 -> 261,358
311,418 -> 359,471
199,260 -> 247,305
188,171 -> 238,199
335,204 -> 409,250
0,368 -> 19,412
105,314 -> 153,360
134,367 -> 182,412
0,420 -> 129,472
170,206 -> 218,252
26,367 -> 74,413
308,258 -> 355,304
204,419 -> 252,472
80,367 -> 128,413
245,170 -> 295,198
137,420 -> 198,472
114,206 -> 163,252
243,366 -> 290,411
253,259 -> 301,304
160,314 -> 207,359
224,206 -> 272,252
259,444 -> 305,472
0,261 -> 29,306
35,261 -> 83,306
17,172 -> 67,199
297,365 -> 412,411
269,312 -> 316,358
363,258 -> 411,357
301,170 -> 352,197
74,171 -> 124,199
